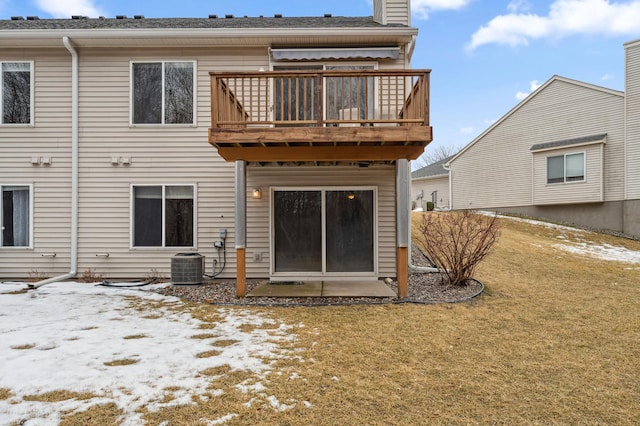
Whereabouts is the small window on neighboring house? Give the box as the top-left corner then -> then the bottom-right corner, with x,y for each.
1,185 -> 31,247
131,61 -> 195,124
132,185 -> 195,247
1,62 -> 32,124
547,153 -> 585,184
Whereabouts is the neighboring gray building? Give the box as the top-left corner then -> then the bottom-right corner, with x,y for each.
411,156 -> 451,210
446,38 -> 640,237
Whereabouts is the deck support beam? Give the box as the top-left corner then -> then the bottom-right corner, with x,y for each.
396,159 -> 410,298
235,160 -> 247,298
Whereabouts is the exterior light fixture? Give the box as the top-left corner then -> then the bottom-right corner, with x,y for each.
347,193 -> 356,200
252,188 -> 262,199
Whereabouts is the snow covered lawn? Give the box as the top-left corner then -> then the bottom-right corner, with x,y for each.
0,282 -> 302,425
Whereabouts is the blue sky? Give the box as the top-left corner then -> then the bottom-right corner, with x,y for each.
3,0 -> 640,162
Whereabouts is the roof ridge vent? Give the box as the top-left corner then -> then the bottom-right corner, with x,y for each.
134,15 -> 144,19
274,14 -> 283,18
324,13 -> 332,18
11,16 -> 24,20
71,15 -> 87,20
225,14 -> 234,18
26,16 -> 40,20
208,14 -> 218,19
116,15 -> 127,19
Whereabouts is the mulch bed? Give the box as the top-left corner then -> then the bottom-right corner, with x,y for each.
157,244 -> 483,306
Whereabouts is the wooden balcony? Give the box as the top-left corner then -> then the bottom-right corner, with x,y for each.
209,69 -> 432,163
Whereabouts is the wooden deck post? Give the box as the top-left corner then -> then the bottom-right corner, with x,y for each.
396,159 -> 410,298
235,160 -> 247,298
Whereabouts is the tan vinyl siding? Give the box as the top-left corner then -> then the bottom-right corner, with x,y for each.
1,40 -> 408,279
411,176 -> 449,209
0,49 -> 73,277
532,144 -> 603,205
450,79 -> 624,210
73,47 -> 272,279
246,166 -> 396,278
373,0 -> 410,25
626,42 -> 640,199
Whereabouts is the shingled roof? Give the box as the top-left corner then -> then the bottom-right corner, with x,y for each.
411,156 -> 453,179
0,15 -> 403,30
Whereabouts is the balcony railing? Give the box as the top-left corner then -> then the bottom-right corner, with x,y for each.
209,69 -> 432,162
211,69 -> 429,128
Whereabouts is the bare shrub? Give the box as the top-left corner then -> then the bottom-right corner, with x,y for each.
145,268 -> 166,283
78,268 -> 104,283
27,270 -> 50,283
419,211 -> 500,286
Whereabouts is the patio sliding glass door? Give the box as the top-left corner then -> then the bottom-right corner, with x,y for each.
272,188 -> 376,276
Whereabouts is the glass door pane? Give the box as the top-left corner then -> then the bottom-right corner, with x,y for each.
273,190 -> 322,272
326,190 -> 374,272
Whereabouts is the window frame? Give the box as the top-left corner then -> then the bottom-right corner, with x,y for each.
129,60 -> 197,126
546,152 -> 586,185
1,183 -> 34,249
129,184 -> 197,249
0,61 -> 34,126
269,185 -> 378,278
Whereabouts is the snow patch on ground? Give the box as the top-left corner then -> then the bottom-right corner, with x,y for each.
483,212 -> 640,264
0,282 -> 301,425
0,281 -> 29,294
553,242 -> 640,263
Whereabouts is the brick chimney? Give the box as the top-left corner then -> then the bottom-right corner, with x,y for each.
373,0 -> 411,26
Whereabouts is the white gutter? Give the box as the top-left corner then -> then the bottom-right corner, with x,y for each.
31,36 -> 79,288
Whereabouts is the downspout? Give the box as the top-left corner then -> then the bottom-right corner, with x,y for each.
31,36 -> 79,288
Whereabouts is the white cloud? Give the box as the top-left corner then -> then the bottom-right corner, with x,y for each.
507,0 -> 532,13
412,0 -> 472,19
35,0 -> 105,18
460,126 -> 473,134
515,80 -> 542,100
468,0 -> 640,50
601,73 -> 614,81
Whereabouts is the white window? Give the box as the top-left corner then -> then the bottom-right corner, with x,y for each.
1,61 -> 33,125
131,61 -> 195,125
131,185 -> 195,248
1,184 -> 32,248
547,152 -> 585,184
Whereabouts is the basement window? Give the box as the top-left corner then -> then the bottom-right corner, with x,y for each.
1,185 -> 32,248
131,185 -> 195,248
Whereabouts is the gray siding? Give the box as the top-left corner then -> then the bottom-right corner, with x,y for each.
626,41 -> 640,199
450,78 -> 624,210
411,175 -> 449,209
532,144 -> 603,205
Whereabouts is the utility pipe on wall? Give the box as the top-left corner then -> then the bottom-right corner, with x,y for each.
31,36 -> 79,288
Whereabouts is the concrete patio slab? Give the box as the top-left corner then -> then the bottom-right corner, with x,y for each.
322,280 -> 396,297
246,280 -> 395,298
247,281 -> 322,297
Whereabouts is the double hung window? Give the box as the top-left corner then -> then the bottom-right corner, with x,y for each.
547,153 -> 585,184
1,62 -> 32,124
131,61 -> 195,124
132,185 -> 195,247
1,185 -> 31,247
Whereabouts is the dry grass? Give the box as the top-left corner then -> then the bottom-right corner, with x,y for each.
23,390 -> 96,402
0,388 -> 11,400
9,214 -> 640,424
122,334 -> 146,340
103,359 -> 139,367
10,344 -> 35,350
60,402 -> 123,426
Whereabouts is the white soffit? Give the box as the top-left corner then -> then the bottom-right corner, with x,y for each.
270,46 -> 400,61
